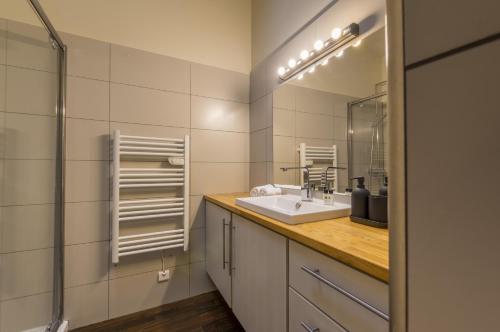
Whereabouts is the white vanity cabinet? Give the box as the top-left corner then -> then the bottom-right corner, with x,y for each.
205,202 -> 232,306
206,200 -> 389,332
232,214 -> 287,332
205,202 -> 287,332
289,241 -> 389,332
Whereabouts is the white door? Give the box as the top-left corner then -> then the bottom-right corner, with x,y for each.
231,214 -> 287,332
205,202 -> 232,306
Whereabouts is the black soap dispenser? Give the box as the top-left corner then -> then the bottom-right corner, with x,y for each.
351,177 -> 370,219
379,176 -> 388,196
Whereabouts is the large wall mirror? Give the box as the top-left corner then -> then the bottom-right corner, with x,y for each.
271,27 -> 387,194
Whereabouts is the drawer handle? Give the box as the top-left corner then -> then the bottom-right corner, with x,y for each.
300,321 -> 320,332
301,265 -> 389,321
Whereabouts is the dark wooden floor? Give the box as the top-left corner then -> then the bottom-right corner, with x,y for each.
73,291 -> 244,332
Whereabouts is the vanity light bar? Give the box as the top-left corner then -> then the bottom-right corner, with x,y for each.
278,23 -> 360,81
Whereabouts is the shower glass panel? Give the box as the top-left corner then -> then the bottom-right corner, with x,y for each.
348,94 -> 388,193
0,1 -> 65,331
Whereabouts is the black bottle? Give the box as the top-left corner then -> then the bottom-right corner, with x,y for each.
379,177 -> 388,196
351,177 -> 370,219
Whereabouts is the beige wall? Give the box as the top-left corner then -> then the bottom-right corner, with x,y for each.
0,19 -> 249,331
0,0 -> 252,74
251,0 -> 333,67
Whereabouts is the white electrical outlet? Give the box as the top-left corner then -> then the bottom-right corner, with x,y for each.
158,269 -> 170,282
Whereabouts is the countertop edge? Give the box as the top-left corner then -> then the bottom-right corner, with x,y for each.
204,194 -> 389,283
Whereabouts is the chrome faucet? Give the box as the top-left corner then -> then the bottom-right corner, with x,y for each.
280,166 -> 314,201
322,166 -> 347,190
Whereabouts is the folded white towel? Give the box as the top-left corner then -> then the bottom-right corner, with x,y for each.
250,184 -> 282,197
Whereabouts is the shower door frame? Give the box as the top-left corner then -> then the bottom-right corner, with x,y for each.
27,1 -> 67,331
347,91 -> 388,190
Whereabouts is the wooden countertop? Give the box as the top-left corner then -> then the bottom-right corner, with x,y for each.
205,193 -> 389,283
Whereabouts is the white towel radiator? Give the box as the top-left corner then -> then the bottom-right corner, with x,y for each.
111,130 -> 190,264
298,143 -> 338,191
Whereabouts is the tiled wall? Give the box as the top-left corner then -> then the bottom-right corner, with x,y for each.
0,19 -> 60,332
0,19 -> 250,331
250,83 -> 352,191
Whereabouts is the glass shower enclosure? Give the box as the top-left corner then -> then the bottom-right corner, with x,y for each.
348,92 -> 388,194
0,1 -> 66,331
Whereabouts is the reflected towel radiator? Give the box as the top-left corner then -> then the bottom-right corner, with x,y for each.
298,143 -> 338,191
111,130 -> 190,264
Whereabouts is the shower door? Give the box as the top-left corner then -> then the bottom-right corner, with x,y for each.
348,93 -> 388,193
0,1 -> 66,331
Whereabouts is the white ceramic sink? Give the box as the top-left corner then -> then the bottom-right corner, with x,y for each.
236,194 -> 351,224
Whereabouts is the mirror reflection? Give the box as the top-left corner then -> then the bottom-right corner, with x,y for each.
272,27 -> 387,194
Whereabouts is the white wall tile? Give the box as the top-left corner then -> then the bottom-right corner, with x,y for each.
65,242 -> 109,287
295,87 -> 334,116
111,44 -> 189,93
250,93 -> 272,132
109,248 -> 188,280
0,19 -> 5,65
191,96 -> 249,132
3,160 -> 54,205
250,129 -> 267,162
5,66 -> 57,116
66,118 -> 109,161
1,204 -> 54,253
6,20 -> 57,72
65,281 -> 108,329
191,162 -> 249,195
0,65 -> 5,111
0,292 -> 52,332
250,162 -> 268,188
273,84 -> 295,110
189,261 -> 215,297
190,195 -> 205,229
65,161 -> 109,202
110,121 -> 189,139
191,63 -> 249,103
191,129 -> 249,162
66,76 -> 109,121
273,135 -> 296,163
65,201 -> 110,245
0,248 -> 53,300
295,111 -> 334,140
189,227 -> 205,263
273,108 -> 295,137
110,83 -> 189,127
109,266 -> 189,318
4,113 -> 56,159
63,33 -> 110,81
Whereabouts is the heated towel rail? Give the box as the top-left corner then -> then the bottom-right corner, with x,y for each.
112,130 -> 190,264
298,143 -> 338,191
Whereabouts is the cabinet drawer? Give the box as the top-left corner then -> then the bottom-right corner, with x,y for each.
289,241 -> 389,332
289,287 -> 346,332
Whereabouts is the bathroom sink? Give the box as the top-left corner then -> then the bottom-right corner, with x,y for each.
235,194 -> 351,224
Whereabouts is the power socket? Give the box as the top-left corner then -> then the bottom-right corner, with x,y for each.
158,269 -> 170,283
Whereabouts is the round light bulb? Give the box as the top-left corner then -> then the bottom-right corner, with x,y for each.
308,66 -> 315,73
288,58 -> 297,68
300,50 -> 309,60
353,39 -> 362,47
277,66 -> 286,76
331,28 -> 342,40
336,50 -> 344,58
297,73 -> 304,80
313,40 -> 324,51
321,59 -> 329,66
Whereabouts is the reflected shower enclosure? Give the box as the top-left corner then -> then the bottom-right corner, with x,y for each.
348,92 -> 388,193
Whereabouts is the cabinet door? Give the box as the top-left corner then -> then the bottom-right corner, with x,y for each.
232,214 -> 287,332
205,202 -> 232,306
